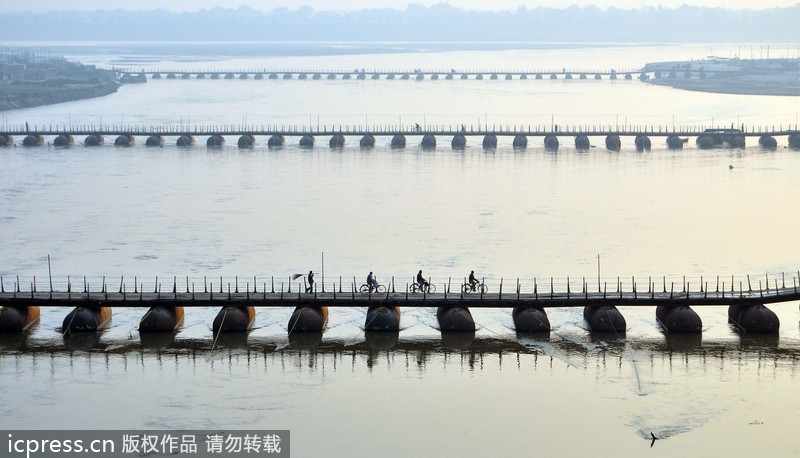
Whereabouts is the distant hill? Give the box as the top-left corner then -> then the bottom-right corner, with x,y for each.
1,5 -> 799,43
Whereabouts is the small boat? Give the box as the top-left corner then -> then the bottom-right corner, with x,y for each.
365,306 -> 400,331
437,306 -> 475,332
656,305 -> 702,332
139,306 -> 184,332
287,306 -> 329,333
212,306 -> 255,332
583,305 -> 626,332
62,306 -> 112,333
0,305 -> 40,332
728,304 -> 779,333
512,306 -> 550,332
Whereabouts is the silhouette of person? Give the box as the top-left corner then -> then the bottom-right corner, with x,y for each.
306,270 -> 314,293
468,270 -> 479,291
416,270 -> 429,289
367,272 -> 379,292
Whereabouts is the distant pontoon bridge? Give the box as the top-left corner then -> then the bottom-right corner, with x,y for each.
3,124 -> 800,150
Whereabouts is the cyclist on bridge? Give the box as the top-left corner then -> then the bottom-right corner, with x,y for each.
468,270 -> 480,291
367,272 -> 380,292
416,270 -> 429,290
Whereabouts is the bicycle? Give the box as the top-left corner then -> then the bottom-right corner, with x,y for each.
359,283 -> 387,295
462,282 -> 488,294
410,282 -> 436,294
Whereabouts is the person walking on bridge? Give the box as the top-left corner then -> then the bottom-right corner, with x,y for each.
306,270 -> 314,293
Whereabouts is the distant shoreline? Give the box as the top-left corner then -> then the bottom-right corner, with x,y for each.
0,81 -> 119,111
644,78 -> 800,96
641,57 -> 800,97
0,51 -> 120,111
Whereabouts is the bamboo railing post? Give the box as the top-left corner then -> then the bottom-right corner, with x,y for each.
567,276 -> 570,299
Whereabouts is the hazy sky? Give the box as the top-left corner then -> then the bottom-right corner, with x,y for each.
1,0 -> 793,12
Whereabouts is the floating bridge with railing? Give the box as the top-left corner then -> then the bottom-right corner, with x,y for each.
1,272 -> 798,337
117,68 -> 646,83
3,124 -> 800,151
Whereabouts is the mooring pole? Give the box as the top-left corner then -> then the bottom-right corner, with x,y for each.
47,254 -> 53,294
597,254 -> 601,292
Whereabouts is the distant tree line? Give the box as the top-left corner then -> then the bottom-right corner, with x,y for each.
1,4 -> 799,43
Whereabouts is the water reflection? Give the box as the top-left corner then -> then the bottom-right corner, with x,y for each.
662,331 -> 703,353
288,331 -> 322,350
2,332 -> 797,373
63,331 -> 102,351
213,331 -> 249,349
440,330 -> 475,350
139,331 -> 176,349
0,332 -> 27,351
364,330 -> 399,351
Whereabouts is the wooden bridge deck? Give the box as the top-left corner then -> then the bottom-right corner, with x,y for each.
3,285 -> 799,308
5,126 -> 798,138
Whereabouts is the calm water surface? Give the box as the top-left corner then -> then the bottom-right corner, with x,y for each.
1,42 -> 799,457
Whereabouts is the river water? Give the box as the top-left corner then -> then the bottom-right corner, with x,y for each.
1,42 -> 799,457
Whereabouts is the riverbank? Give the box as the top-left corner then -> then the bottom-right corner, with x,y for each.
641,56 -> 800,96
0,80 -> 120,111
644,77 -> 800,96
0,52 -> 120,111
